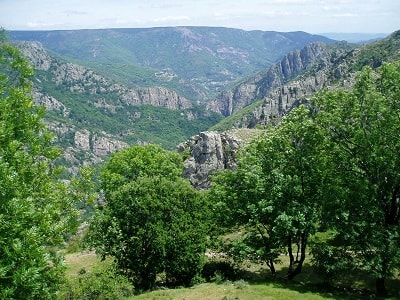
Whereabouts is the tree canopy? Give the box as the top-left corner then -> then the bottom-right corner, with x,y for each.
89,144 -> 210,290
0,31 -> 79,299
210,105 -> 330,279
209,62 -> 400,295
311,63 -> 400,296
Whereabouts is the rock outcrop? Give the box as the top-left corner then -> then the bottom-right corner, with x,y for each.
47,123 -> 128,174
206,42 -> 354,117
177,131 -> 244,189
178,129 -> 264,189
73,129 -> 127,156
18,41 -> 193,111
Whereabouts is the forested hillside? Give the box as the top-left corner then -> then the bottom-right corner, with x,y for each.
10,27 -> 334,102
14,41 -> 221,173
8,27 -> 335,173
210,30 -> 400,131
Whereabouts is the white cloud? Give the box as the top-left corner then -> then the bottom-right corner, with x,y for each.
63,10 -> 88,16
153,16 -> 191,22
26,21 -> 59,29
332,13 -> 359,17
0,0 -> 398,33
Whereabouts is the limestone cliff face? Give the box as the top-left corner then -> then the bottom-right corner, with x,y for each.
177,129 -> 267,189
227,45 -> 358,128
48,123 -> 128,173
18,41 -> 192,111
17,41 -> 52,71
177,131 -> 243,189
33,91 -> 70,117
74,129 -> 128,156
206,42 -> 352,117
17,41 -> 194,172
209,41 -> 360,130
116,86 -> 191,110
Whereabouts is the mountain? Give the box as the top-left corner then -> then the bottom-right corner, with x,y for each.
16,41 -> 222,173
176,30 -> 400,188
209,30 -> 400,132
7,27 -> 336,173
10,27 -> 335,103
206,41 -> 356,117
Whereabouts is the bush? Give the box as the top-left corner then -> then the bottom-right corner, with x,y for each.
58,261 -> 134,300
201,260 -> 239,282
310,240 -> 354,284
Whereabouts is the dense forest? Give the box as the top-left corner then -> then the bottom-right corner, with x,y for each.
1,30 -> 400,299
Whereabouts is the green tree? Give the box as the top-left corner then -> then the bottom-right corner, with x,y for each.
0,32 -> 79,298
210,105 -> 329,279
88,145 -> 209,290
311,63 -> 400,296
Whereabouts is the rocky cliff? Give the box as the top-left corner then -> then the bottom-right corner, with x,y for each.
18,41 -> 192,111
16,41 -> 213,173
211,31 -> 400,130
177,129 -> 262,189
206,42 -> 355,117
177,131 -> 242,189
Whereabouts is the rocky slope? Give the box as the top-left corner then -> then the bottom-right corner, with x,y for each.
206,42 -> 356,117
180,31 -> 400,188
19,41 -> 192,111
11,27 -> 335,103
177,129 -> 262,189
210,30 -> 400,131
17,41 -> 221,173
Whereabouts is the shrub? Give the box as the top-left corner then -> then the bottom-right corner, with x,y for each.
58,261 -> 134,300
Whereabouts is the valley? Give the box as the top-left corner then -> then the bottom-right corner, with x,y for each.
3,25 -> 400,299
9,27 -> 337,172
10,28 -> 400,178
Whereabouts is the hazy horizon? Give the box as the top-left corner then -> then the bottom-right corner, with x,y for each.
1,0 -> 398,34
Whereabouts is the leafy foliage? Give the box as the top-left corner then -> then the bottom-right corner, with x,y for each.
311,62 -> 400,296
88,145 -> 210,290
210,105 -> 330,279
0,32 -> 79,299
209,62 -> 400,294
58,260 -> 134,300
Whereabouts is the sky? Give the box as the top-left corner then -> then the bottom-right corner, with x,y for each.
0,0 -> 399,34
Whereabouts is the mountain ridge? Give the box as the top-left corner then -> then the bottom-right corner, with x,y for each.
9,27 -> 395,177
181,30 -> 400,188
10,27 -> 335,103
210,30 -> 400,131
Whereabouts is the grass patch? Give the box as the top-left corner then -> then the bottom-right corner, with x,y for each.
128,281 -> 356,300
61,252 -> 134,299
63,251 -> 400,299
64,251 -> 99,278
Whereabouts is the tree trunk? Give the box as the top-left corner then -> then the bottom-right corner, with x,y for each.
287,236 -> 294,276
267,258 -> 276,277
376,277 -> 387,297
287,234 -> 307,280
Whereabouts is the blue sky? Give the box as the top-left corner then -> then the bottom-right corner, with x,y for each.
0,0 -> 398,33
